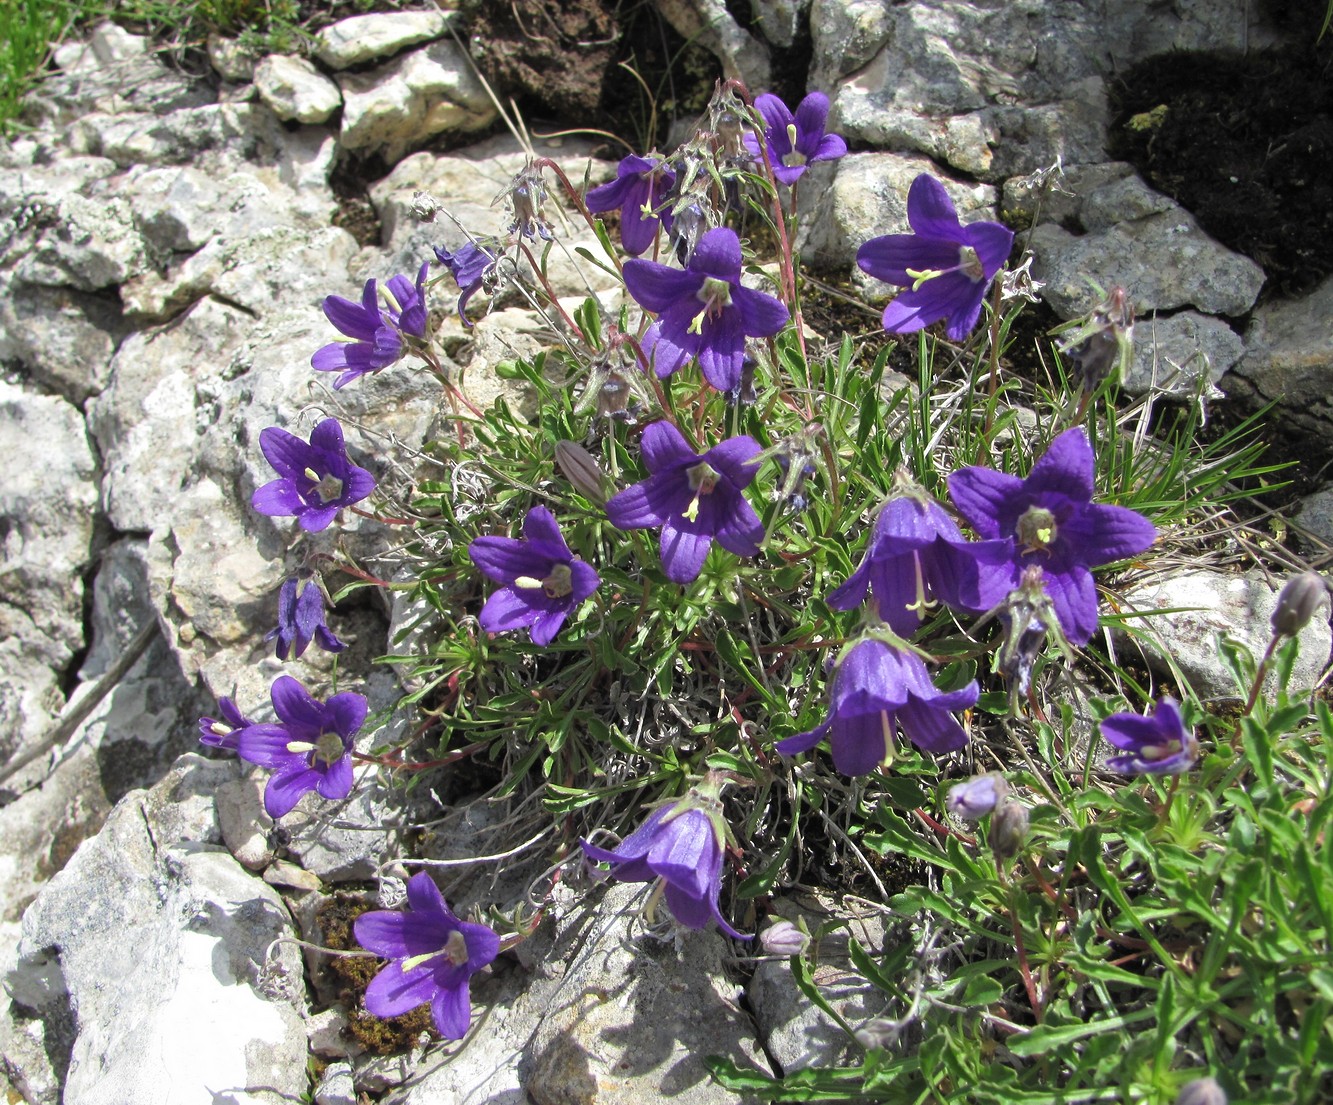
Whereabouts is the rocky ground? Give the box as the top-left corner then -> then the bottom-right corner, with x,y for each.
1,2 -> 1331,1103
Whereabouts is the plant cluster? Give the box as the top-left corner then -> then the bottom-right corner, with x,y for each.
197,80 -> 1331,1103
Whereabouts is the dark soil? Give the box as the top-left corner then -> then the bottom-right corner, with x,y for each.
1108,38 -> 1333,299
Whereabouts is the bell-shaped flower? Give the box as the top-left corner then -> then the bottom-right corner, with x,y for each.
354,872 -> 501,1040
947,427 -> 1157,645
777,637 -> 977,775
236,675 -> 367,819
623,226 -> 789,393
198,697 -> 254,752
268,576 -> 346,661
585,154 -> 676,255
251,417 -> 376,533
945,773 -> 1008,819
856,174 -> 1013,341
1101,697 -> 1200,775
604,421 -> 764,584
743,90 -> 847,186
469,506 -> 600,646
581,781 -> 749,939
434,239 -> 498,326
312,263 -> 429,388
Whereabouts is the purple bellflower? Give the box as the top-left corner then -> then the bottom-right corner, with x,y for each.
268,576 -> 346,661
198,696 -> 253,752
605,421 -> 764,584
947,427 -> 1157,646
251,417 -> 376,533
468,506 -> 600,646
585,154 -> 677,256
623,226 -> 789,393
434,239 -> 498,326
946,772 -> 1008,819
1101,697 -> 1200,775
777,637 -> 977,775
856,174 -> 1014,341
581,779 -> 749,939
312,263 -> 429,388
354,872 -> 501,1040
236,675 -> 367,819
829,480 -> 996,637
743,91 -> 847,186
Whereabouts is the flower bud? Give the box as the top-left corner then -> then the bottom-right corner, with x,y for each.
990,800 -> 1029,859
946,773 -> 1009,820
853,1017 -> 900,1050
759,919 -> 809,957
1271,570 -> 1328,638
554,441 -> 610,505
1175,1076 -> 1226,1105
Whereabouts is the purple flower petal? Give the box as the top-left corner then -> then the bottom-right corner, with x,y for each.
623,260 -> 701,314
659,521 -> 713,583
947,465 -> 1024,538
431,982 -> 472,1040
264,763 -> 321,818
640,421 -> 695,474
689,227 -> 743,282
364,960 -> 439,1019
1043,564 -> 1100,646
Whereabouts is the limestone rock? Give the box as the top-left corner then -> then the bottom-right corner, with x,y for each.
0,277 -> 127,402
1296,486 -> 1333,549
4,755 -> 308,1105
753,0 -> 810,49
316,10 -> 452,70
1117,570 -> 1332,701
207,32 -> 260,82
1124,311 -> 1241,400
255,54 -> 343,125
315,1061 -> 358,1105
654,0 -> 770,91
338,42 -> 496,165
13,192 -> 149,292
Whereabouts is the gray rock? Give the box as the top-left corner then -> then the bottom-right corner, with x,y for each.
207,32 -> 260,83
337,42 -> 496,165
217,773 -> 276,871
315,1060 -> 358,1105
4,754 -> 308,1105
1001,161 -> 1135,229
69,102 -> 286,171
13,192 -> 150,292
1226,275 -> 1333,447
1081,173 -> 1178,232
283,768 -> 405,882
753,0 -> 809,48
654,0 -> 771,91
1124,311 -> 1241,399
1030,208 -> 1265,319
1117,570 -> 1332,701
1296,486 -> 1333,549
0,278 -> 127,402
797,151 -> 997,273
255,54 -> 343,125
315,10 -> 452,70
307,1006 -> 356,1058
809,0 -> 893,89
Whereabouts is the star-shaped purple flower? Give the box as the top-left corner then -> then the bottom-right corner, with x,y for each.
623,227 -> 789,393
237,675 -> 367,819
947,427 -> 1157,646
856,174 -> 1014,341
251,417 -> 377,533
585,154 -> 676,256
312,263 -> 429,388
434,240 -> 498,326
581,791 -> 748,939
268,576 -> 346,661
743,91 -> 847,186
605,422 -> 764,584
1101,697 -> 1199,775
354,872 -> 501,1040
198,696 -> 253,752
468,506 -> 600,647
777,638 -> 977,775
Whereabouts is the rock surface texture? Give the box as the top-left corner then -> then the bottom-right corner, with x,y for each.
0,6 -> 1330,1104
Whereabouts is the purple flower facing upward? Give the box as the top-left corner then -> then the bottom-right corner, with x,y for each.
468,506 -> 600,647
312,263 -> 429,388
354,872 -> 501,1040
581,780 -> 749,939
434,239 -> 498,326
251,417 -> 376,533
236,675 -> 367,819
605,421 -> 764,584
743,91 -> 847,186
777,637 -> 977,776
268,576 -> 346,661
585,154 -> 677,256
198,697 -> 253,752
623,227 -> 789,393
856,174 -> 1014,341
1101,697 -> 1200,775
947,427 -> 1157,646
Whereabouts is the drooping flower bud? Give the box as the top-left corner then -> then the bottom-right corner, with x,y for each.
759,919 -> 809,957
555,441 -> 610,506
499,160 -> 554,242
853,1017 -> 901,1050
1175,1076 -> 1227,1105
1271,570 -> 1328,638
946,773 -> 1009,820
1052,284 -> 1134,395
990,799 -> 1029,859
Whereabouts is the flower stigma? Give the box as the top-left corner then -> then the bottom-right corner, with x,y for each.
306,468 -> 346,504
688,277 -> 734,334
958,244 -> 984,281
905,267 -> 944,291
1016,506 -> 1057,553
682,461 -> 721,522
